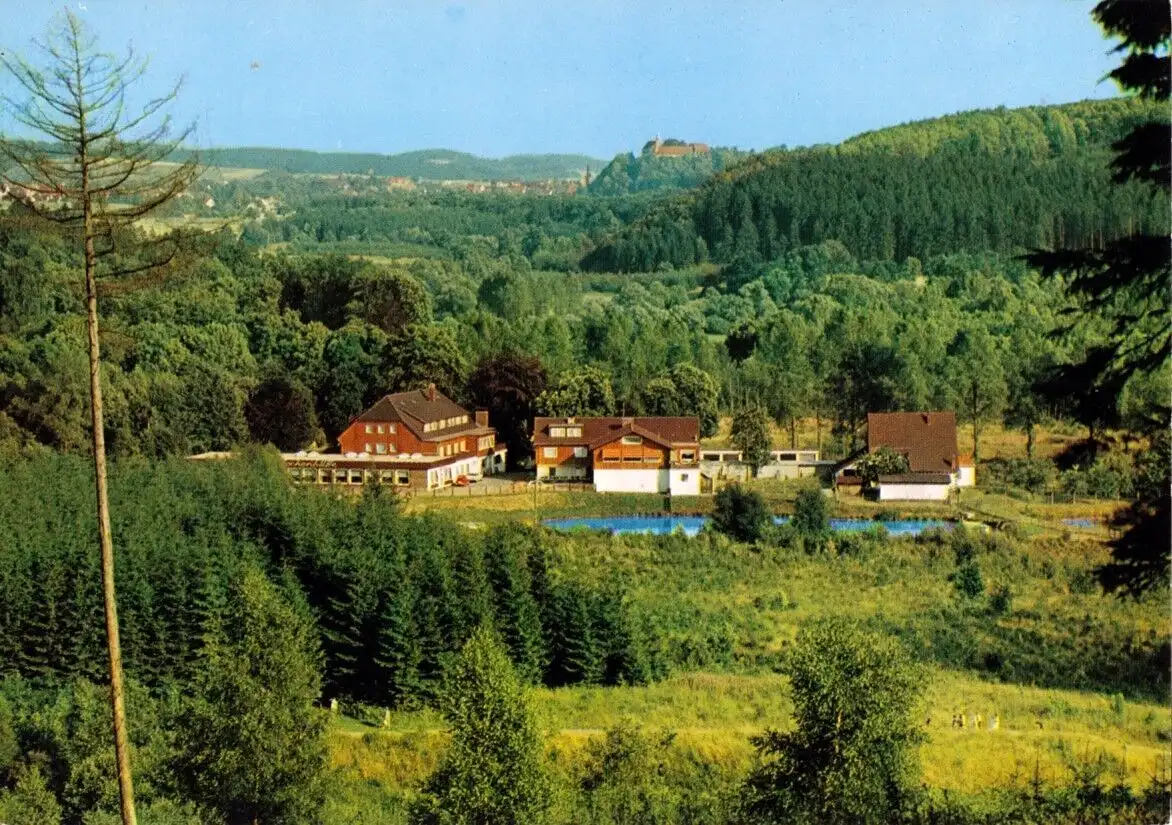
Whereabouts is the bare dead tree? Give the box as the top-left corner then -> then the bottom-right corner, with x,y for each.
1,11 -> 200,825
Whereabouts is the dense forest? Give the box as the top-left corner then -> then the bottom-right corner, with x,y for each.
0,196 -> 1164,478
0,454 -> 656,705
583,98 -> 1167,271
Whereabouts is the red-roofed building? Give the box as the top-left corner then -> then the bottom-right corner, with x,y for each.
836,411 -> 975,500
329,384 -> 506,489
533,416 -> 701,494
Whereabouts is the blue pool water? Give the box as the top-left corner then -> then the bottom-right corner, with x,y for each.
542,515 -> 954,537
1060,518 -> 1099,528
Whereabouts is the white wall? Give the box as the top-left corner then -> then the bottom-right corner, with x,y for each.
669,468 -> 700,496
955,466 -> 976,487
594,468 -> 666,494
878,483 -> 950,501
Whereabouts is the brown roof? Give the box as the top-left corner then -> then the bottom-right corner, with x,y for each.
866,412 -> 959,474
356,385 -> 492,442
533,416 -> 699,448
878,472 -> 952,485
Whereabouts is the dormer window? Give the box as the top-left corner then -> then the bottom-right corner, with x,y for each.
621,435 -> 642,445
550,427 -> 566,438
566,427 -> 581,438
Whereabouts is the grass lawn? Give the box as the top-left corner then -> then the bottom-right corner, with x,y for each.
330,668 -> 1171,796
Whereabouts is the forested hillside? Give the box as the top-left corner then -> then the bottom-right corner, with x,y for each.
583,98 -> 1167,271
183,146 -> 602,181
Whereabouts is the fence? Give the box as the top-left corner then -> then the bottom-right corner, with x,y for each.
403,479 -> 596,498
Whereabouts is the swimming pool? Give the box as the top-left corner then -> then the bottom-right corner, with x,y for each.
541,515 -> 954,537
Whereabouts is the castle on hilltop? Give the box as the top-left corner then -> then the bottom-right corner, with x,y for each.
649,135 -> 710,157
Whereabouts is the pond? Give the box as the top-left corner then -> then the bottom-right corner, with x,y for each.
541,515 -> 955,537
1060,518 -> 1100,529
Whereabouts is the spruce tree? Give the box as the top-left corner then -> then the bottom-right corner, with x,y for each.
547,582 -> 603,687
482,525 -> 546,683
173,568 -> 328,825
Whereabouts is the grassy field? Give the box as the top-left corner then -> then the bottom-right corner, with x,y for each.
330,668 -> 1170,797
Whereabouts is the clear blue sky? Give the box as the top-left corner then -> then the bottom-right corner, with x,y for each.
1,1 -> 1123,159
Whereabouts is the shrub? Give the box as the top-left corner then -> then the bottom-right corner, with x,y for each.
711,484 -> 770,543
952,560 -> 985,600
791,486 -> 831,552
988,585 -> 1013,616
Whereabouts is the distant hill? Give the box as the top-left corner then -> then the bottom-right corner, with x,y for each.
588,138 -> 749,195
184,147 -> 604,182
582,98 -> 1168,271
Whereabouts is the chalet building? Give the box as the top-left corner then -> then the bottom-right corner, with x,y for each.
315,384 -> 506,490
836,411 -> 975,500
533,416 -> 701,495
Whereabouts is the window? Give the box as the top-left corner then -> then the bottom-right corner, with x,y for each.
621,435 -> 642,445
680,450 -> 695,462
566,427 -> 582,438
364,443 -> 372,453
349,470 -> 364,484
461,415 -> 468,425
377,424 -> 385,434
389,423 -> 397,434
543,447 -> 558,459
550,427 -> 566,438
644,455 -> 659,464
623,456 -> 641,463
680,473 -> 690,481
395,470 -> 410,485
376,443 -> 387,454
364,424 -> 373,434
460,440 -> 467,452
573,446 -> 587,458
779,452 -> 796,462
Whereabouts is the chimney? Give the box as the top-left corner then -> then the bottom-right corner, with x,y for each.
621,416 -> 634,427
475,409 -> 489,427
427,382 -> 436,401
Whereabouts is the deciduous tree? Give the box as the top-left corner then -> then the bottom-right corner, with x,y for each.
730,406 -> 772,472
741,619 -> 924,825
410,627 -> 550,825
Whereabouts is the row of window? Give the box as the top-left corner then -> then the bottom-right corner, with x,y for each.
363,422 -> 397,435
439,440 -> 467,456
542,446 -> 589,459
289,467 -> 411,485
600,455 -> 663,465
423,415 -> 469,433
364,442 -> 395,455
541,447 -> 697,463
548,426 -> 583,438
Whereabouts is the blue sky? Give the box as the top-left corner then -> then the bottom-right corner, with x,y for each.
2,1 -> 1123,159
